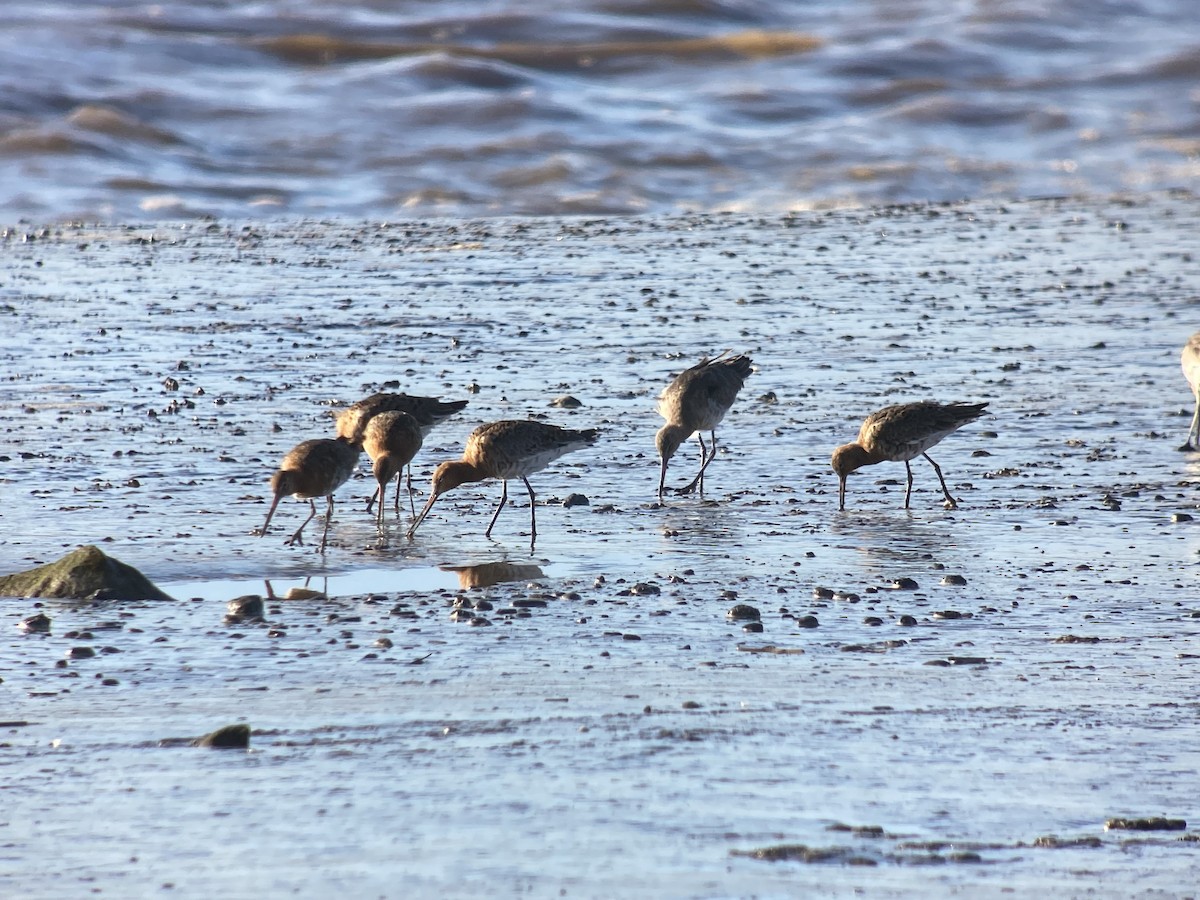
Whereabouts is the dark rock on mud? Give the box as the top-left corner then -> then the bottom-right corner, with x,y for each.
225,595 -> 265,623
194,723 -> 251,749
1104,817 -> 1186,831
796,615 -> 819,628
18,612 -> 51,633
0,545 -> 174,601
1033,835 -> 1104,848
726,604 -> 761,620
562,493 -> 589,508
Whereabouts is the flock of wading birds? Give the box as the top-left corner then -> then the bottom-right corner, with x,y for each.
258,332 -> 1200,553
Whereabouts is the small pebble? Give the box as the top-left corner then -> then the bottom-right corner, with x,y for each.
898,615 -> 918,627
562,493 -> 589,508
727,604 -> 761,621
796,615 -> 819,629
940,574 -> 968,586
549,394 -> 582,408
742,622 -> 764,633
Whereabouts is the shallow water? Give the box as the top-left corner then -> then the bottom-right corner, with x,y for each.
2,196 -> 1200,896
2,1 -> 1199,218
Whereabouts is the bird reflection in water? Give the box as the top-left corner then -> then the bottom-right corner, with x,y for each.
441,561 -> 545,589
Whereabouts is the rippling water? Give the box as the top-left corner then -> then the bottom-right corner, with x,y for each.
2,1 -> 1198,219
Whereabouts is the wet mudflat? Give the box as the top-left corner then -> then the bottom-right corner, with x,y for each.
2,195 -> 1199,897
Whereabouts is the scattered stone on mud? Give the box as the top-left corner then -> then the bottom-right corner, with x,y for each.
626,582 -> 660,596
1104,817 -> 1186,831
1054,634 -> 1102,644
948,656 -> 989,665
66,646 -> 96,659
940,574 -> 968,586
0,545 -> 174,601
225,595 -> 265,623
742,621 -> 764,633
898,615 -> 918,627
1032,835 -> 1104,848
812,586 -> 834,599
726,603 -> 760,621
562,493 -> 589,508
841,640 -> 907,653
796,615 -> 819,629
194,723 -> 251,749
888,578 -> 919,590
933,609 -> 968,620
549,394 -> 582,408
18,613 -> 51,633
1171,512 -> 1193,523
737,644 -> 804,655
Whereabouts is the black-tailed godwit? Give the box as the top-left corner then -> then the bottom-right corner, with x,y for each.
336,391 -> 468,495
408,420 -> 599,546
335,392 -> 468,443
1180,331 -> 1200,451
832,401 -> 988,510
258,437 -> 360,552
361,410 -> 424,521
655,353 -> 753,499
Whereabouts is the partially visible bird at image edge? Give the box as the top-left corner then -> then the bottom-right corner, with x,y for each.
1180,330 -> 1200,451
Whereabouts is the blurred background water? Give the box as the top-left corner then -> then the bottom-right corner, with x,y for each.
1,0 -> 1198,220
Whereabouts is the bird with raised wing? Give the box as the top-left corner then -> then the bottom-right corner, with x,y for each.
655,352 -> 753,499
408,420 -> 599,547
832,401 -> 988,510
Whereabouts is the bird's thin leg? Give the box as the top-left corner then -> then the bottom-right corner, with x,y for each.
485,479 -> 509,538
286,499 -> 318,546
903,461 -> 914,509
375,485 -> 386,526
677,433 -> 710,495
924,452 -> 958,508
404,466 -> 417,517
1181,397 -> 1200,451
393,473 -> 402,513
317,495 -> 335,553
523,476 -> 537,549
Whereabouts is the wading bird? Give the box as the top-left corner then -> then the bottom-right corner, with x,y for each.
361,410 -> 424,521
1180,331 -> 1200,451
408,420 -> 599,547
655,353 -> 753,499
832,401 -> 988,510
259,437 -> 360,552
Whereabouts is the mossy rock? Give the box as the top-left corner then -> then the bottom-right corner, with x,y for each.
0,545 -> 174,601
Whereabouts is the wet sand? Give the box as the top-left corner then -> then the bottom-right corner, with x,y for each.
2,195 -> 1199,897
